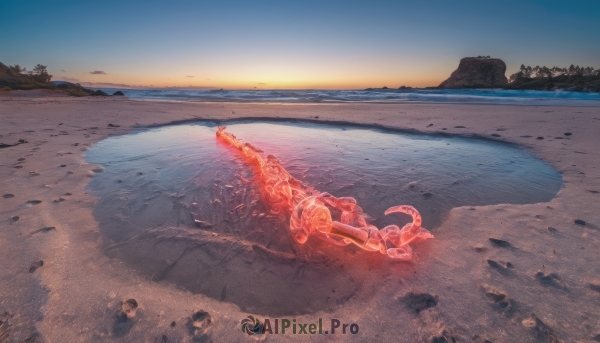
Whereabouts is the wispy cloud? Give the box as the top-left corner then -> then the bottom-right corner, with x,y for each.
57,76 -> 80,83
61,69 -> 66,72
258,82 -> 266,85
90,70 -> 107,75
186,75 -> 194,78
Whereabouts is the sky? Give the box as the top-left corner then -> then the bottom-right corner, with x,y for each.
1,0 -> 599,89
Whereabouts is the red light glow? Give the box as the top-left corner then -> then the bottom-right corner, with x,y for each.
216,126 -> 433,260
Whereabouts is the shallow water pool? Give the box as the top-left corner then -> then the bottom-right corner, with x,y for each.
85,120 -> 561,315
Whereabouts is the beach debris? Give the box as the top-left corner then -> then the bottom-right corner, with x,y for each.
113,299 -> 138,336
107,123 -> 120,128
574,219 -> 586,226
547,226 -> 558,232
117,299 -> 139,319
187,310 -> 211,336
488,238 -> 511,248
564,132 -> 572,136
536,136 -> 544,140
216,126 -> 432,260
28,260 -> 43,273
11,216 -> 19,222
2,194 -> 15,198
454,125 -> 466,128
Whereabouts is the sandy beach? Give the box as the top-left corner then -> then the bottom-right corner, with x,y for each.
1,92 -> 600,342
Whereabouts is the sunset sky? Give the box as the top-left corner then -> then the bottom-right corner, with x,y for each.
1,0 -> 599,89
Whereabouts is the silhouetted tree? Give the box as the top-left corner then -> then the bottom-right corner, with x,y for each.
32,64 -> 52,83
9,65 -> 25,73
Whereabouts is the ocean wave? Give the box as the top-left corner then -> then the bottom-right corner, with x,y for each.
95,88 -> 600,105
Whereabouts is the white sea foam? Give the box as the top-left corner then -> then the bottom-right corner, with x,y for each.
96,88 -> 600,105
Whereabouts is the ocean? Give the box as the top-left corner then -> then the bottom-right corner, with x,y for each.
95,87 -> 600,106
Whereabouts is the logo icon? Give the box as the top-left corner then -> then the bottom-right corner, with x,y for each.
241,315 -> 262,336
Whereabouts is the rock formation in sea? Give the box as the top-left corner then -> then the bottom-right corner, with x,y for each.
439,57 -> 508,88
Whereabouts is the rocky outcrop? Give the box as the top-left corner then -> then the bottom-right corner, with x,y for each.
439,57 -> 508,88
112,91 -> 125,96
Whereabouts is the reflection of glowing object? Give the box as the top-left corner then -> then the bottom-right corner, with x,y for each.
216,126 -> 433,260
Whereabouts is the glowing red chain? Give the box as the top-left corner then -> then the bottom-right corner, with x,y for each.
217,126 -> 433,260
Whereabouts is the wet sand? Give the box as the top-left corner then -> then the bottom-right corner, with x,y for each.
1,92 -> 600,342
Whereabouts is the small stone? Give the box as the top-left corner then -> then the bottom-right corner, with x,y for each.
547,226 -> 558,232
11,216 -> 19,221
574,219 -> 586,226
536,136 -> 544,140
564,132 -> 572,136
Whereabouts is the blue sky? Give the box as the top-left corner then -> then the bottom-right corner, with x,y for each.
1,0 -> 599,88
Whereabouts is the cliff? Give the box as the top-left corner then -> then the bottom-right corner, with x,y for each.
439,57 -> 508,88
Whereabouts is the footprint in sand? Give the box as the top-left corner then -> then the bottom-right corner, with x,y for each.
481,284 -> 511,310
401,291 -> 438,314
535,271 -> 567,289
487,259 -> 514,274
21,200 -> 42,209
521,314 -> 560,342
28,260 -> 43,273
489,238 -> 512,248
